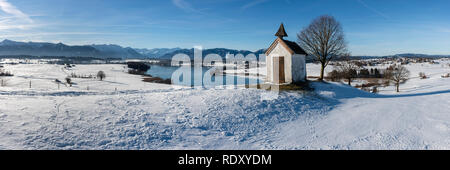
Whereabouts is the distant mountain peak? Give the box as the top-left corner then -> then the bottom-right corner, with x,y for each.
2,39 -> 13,43
1,39 -> 22,45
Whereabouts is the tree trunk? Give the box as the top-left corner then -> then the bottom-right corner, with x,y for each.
396,83 -> 400,92
348,78 -> 351,86
319,64 -> 325,81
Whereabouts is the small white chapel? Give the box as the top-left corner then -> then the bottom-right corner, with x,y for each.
265,23 -> 307,84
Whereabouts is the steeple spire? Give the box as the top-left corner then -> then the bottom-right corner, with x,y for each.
275,23 -> 288,39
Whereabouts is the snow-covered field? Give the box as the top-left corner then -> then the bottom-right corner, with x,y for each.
0,59 -> 449,150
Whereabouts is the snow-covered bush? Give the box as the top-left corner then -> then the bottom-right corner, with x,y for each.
328,70 -> 340,82
442,73 -> 450,78
97,71 -> 106,81
419,72 -> 428,79
0,69 -> 13,77
71,72 -> 94,79
65,77 -> 72,87
0,78 -> 8,87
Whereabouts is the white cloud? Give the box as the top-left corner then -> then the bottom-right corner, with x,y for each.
356,0 -> 390,19
241,0 -> 269,10
0,0 -> 32,23
0,24 -> 33,30
439,28 -> 450,33
172,0 -> 198,13
0,0 -> 35,32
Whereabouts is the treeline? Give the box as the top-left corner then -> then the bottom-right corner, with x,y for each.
357,68 -> 383,78
127,62 -> 151,75
328,66 -> 384,82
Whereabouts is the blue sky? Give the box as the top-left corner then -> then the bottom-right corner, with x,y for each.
0,0 -> 449,56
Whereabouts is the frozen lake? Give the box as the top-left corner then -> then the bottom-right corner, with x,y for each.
145,65 -> 262,87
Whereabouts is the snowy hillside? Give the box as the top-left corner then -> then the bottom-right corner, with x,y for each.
0,59 -> 449,149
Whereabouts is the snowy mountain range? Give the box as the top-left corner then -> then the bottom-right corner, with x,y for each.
0,39 -> 103,58
0,39 -> 266,60
89,44 -> 144,59
134,48 -> 182,58
0,39 -> 145,59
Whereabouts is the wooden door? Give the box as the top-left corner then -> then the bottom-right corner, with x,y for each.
273,56 -> 285,84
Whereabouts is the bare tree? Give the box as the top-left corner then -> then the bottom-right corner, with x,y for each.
385,65 -> 410,92
336,58 -> 359,86
97,71 -> 106,81
297,15 -> 348,80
